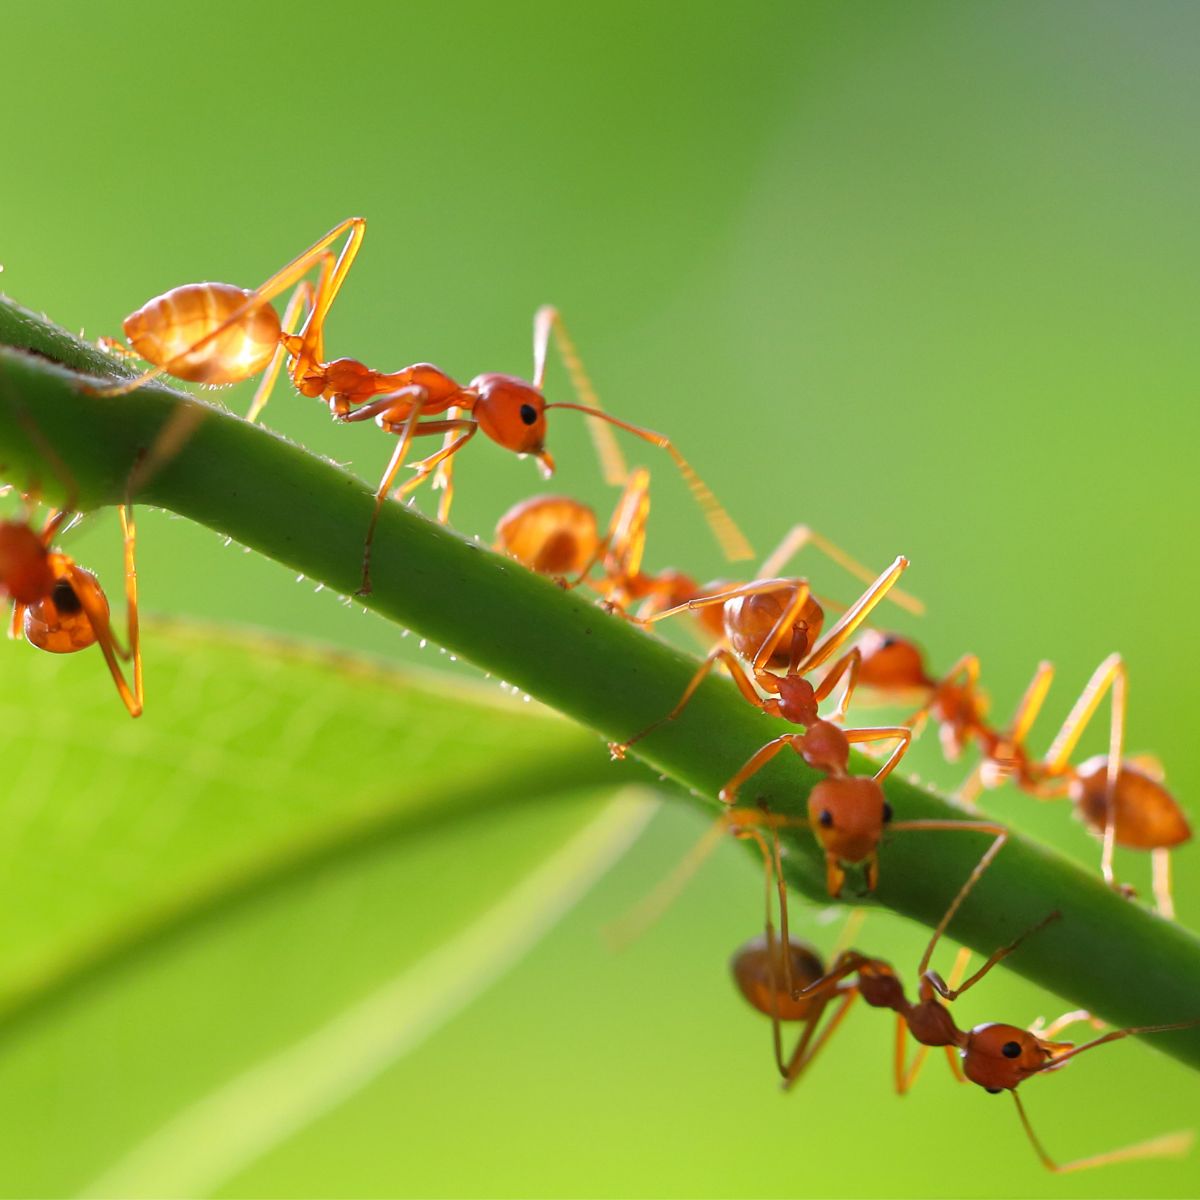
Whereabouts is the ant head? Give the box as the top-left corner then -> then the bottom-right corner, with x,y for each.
962,1023 -> 1054,1092
23,558 -> 107,654
855,630 -> 930,690
494,495 -> 600,577
469,374 -> 552,473
0,519 -> 56,605
806,775 -> 889,871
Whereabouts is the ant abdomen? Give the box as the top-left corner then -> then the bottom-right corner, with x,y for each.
124,282 -> 281,384
731,935 -> 827,1020
725,585 -> 824,669
1071,758 -> 1191,850
495,496 -> 600,577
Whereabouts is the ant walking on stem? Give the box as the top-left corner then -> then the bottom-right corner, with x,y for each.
1,432 -> 142,717
92,219 -> 752,593
954,653 -> 1191,917
495,468 -> 731,634
730,815 -> 1198,1172
608,546 -> 995,896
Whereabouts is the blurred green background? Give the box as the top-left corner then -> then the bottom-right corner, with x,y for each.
2,0 -> 1199,1196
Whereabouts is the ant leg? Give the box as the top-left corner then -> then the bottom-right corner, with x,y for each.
608,647 -> 766,760
9,602 -> 26,641
893,1014 -> 927,1095
1028,1009 -> 1102,1040
750,581 -> 814,673
1008,660 -> 1056,745
756,524 -> 924,616
540,400 -> 752,563
1011,1091 -> 1193,1174
37,507 -> 74,549
118,502 -> 143,710
93,217 -> 366,398
926,912 -> 1060,1005
718,735 -> 805,805
843,726 -> 912,782
782,991 -> 859,1090
636,578 -> 799,630
800,557 -> 910,675
1042,653 -> 1125,772
734,822 -> 796,1069
431,406 -> 464,524
813,650 -> 861,720
357,395 -> 428,595
65,563 -> 141,717
602,468 -> 652,584
392,423 -> 479,506
97,336 -> 140,360
1153,848 -> 1175,920
246,272 -> 321,423
1042,655 -> 1127,894
956,762 -> 985,809
532,306 -> 628,487
882,820 -> 1010,980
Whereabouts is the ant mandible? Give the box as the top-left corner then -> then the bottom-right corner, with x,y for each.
92,219 -> 752,592
955,653 -> 1191,917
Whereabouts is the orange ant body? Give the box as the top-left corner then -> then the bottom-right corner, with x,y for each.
0,503 -> 142,717
852,630 -> 992,761
733,824 -> 1197,1173
851,635 -> 1190,914
95,219 -> 751,592
494,467 -> 725,635
956,653 -> 1191,917
608,545 -> 985,897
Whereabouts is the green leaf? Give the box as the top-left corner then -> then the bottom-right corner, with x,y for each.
0,621 -> 654,1195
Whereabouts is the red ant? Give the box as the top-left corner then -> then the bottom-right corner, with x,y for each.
494,467 -> 725,636
608,548 -> 983,897
92,218 -> 751,592
850,630 -> 992,762
954,654 -> 1191,918
735,825 -> 1197,1172
1,497 -> 142,717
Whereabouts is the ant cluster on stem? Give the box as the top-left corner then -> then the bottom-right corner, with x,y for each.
0,217 -> 1194,1174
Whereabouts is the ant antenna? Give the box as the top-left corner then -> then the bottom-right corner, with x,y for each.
1011,1089 -> 1193,1174
544,402 -> 753,562
533,306 -> 629,487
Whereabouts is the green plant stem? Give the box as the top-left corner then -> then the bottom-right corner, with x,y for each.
2,294 -> 1199,1071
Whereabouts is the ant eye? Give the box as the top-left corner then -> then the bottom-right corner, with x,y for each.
986,1087 -> 1003,1095
818,810 -> 834,828
881,635 -> 898,648
519,404 -> 538,426
882,802 -> 893,823
1002,1041 -> 1022,1059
